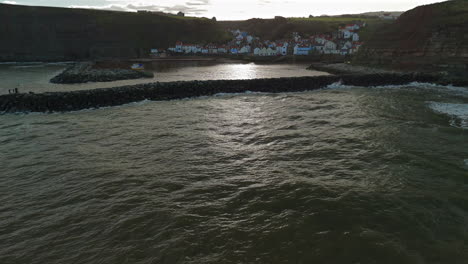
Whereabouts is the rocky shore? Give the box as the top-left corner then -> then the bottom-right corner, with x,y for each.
1,73 -> 441,113
50,62 -> 154,84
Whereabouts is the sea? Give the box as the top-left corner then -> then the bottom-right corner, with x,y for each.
1,62 -> 467,264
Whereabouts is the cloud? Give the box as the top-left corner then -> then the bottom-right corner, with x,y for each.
70,1 -> 209,15
186,0 -> 210,5
2,1 -> 17,4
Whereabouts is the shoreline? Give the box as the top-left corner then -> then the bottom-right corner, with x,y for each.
0,73 -> 441,113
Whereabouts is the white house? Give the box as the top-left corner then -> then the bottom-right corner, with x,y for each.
352,33 -> 360,42
253,47 -> 261,56
380,13 -> 397,20
206,45 -> 217,54
343,30 -> 353,39
239,45 -> 251,54
259,47 -> 268,56
343,41 -> 353,49
293,32 -> 301,42
218,46 -> 228,54
345,24 -> 360,30
201,48 -> 209,54
276,43 -> 288,55
324,40 -> 337,51
246,35 -> 254,44
315,37 -> 326,45
266,47 -> 276,56
183,44 -> 195,54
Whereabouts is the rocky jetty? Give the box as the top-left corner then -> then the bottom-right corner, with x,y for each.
50,62 -> 154,84
0,73 -> 441,113
307,63 -> 399,75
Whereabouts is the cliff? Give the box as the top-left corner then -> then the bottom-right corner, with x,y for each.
354,0 -> 468,71
0,4 -> 230,62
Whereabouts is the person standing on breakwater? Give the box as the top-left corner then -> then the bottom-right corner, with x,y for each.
9,88 -> 18,94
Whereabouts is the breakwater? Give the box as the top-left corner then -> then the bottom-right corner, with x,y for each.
0,73 -> 440,113
50,62 -> 154,84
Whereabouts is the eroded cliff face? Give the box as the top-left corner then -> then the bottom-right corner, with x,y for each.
0,4 -> 228,61
354,0 -> 468,71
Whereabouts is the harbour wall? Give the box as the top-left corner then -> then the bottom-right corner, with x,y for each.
0,73 -> 440,113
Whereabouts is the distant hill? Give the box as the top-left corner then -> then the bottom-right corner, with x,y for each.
354,0 -> 468,71
356,11 -> 404,17
0,4 -> 230,61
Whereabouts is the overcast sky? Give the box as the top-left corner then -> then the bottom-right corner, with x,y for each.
2,0 -> 448,20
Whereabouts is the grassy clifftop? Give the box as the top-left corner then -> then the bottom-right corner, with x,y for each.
354,0 -> 468,70
0,4 -> 230,61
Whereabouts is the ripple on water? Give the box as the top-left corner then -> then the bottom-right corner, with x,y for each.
0,86 -> 468,263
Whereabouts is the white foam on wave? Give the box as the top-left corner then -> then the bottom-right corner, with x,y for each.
214,90 -> 265,97
324,81 -> 468,98
324,81 -> 467,90
427,102 -> 468,129
325,81 -> 352,90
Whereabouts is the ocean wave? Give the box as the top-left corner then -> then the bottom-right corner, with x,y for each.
324,81 -> 468,97
427,102 -> 468,129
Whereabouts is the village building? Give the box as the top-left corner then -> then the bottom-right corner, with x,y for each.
253,47 -> 261,56
266,47 -> 276,56
294,44 -> 312,55
276,43 -> 288,56
380,13 -> 397,20
352,33 -> 359,42
175,41 -> 183,53
217,45 -> 227,53
230,47 -> 239,54
340,47 -> 349,55
345,24 -> 360,31
343,30 -> 353,39
324,40 -> 337,50
208,44 -> 218,54
239,45 -> 251,54
314,45 -> 324,52
259,47 -> 268,56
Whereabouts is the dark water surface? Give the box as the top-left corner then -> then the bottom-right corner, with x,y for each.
1,83 -> 468,263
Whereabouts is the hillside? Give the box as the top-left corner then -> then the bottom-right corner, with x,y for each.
219,16 -> 386,41
0,4 -> 230,61
354,0 -> 468,70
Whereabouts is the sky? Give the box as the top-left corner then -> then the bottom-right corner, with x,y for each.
1,0 -> 448,20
